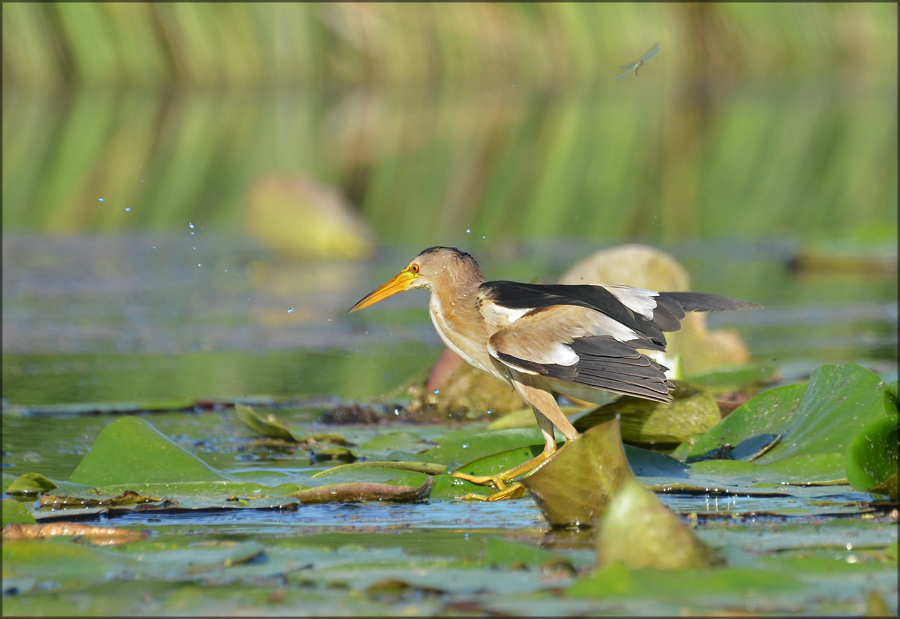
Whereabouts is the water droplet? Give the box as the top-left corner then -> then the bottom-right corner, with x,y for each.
287,307 -> 294,313
192,246 -> 197,250
189,222 -> 195,229
845,542 -> 853,550
197,263 -> 202,267
461,443 -> 468,449
98,197 -> 104,202
152,246 -> 157,249
125,207 -> 131,212
393,408 -> 400,416
140,179 -> 145,183
224,269 -> 228,272
327,318 -> 332,322
466,228 -> 471,233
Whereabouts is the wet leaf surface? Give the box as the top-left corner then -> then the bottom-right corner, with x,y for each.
846,415 -> 899,500
2,498 -> 37,526
598,478 -> 723,570
69,416 -> 231,486
572,381 -> 722,445
687,364 -> 888,464
522,419 -> 635,528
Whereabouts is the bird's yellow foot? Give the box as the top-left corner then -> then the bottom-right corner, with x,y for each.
461,483 -> 526,501
451,450 -> 553,498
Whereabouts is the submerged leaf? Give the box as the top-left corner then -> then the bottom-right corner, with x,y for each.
291,476 -> 435,504
595,478 -> 722,570
846,415 -> 898,500
69,416 -> 231,486
573,382 -> 722,445
521,419 -> 634,528
235,404 -> 295,440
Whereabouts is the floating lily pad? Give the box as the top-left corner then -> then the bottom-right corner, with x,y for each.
687,365 -> 888,465
846,415 -> 898,500
423,428 -> 545,466
6,472 -> 58,496
567,561 -> 808,602
596,478 -> 722,570
2,498 -> 37,526
483,537 -> 559,567
69,416 -> 231,486
885,380 -> 898,414
572,382 -> 722,445
488,406 -> 581,431
291,477 -> 435,504
453,445 -> 544,479
684,364 -> 780,392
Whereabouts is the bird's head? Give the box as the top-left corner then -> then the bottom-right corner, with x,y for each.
348,247 -> 483,312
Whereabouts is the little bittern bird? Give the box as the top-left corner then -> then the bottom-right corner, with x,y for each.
349,247 -> 759,500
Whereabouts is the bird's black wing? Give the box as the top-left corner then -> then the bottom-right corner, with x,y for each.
480,281 -> 667,346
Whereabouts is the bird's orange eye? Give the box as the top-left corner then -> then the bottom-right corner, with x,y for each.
410,264 -> 420,274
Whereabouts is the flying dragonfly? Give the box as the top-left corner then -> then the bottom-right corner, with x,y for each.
616,42 -> 660,80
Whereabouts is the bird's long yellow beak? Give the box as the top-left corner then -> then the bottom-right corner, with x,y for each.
347,267 -> 419,312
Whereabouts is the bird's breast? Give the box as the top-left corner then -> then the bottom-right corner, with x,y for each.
428,294 -> 509,384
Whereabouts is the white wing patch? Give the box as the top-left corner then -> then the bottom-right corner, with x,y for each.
477,297 -> 530,330
603,284 -> 659,319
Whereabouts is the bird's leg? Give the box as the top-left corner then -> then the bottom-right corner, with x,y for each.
454,380 -> 580,500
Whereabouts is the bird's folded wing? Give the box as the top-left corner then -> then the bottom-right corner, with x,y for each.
485,304 -> 674,402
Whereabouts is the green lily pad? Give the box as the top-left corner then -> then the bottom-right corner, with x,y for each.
423,428 -> 545,466
846,415 -> 898,500
69,416 -> 231,486
687,364 -> 888,464
2,497 -> 37,526
429,474 -> 493,500
453,445 -> 545,479
36,481 -> 303,514
572,382 -> 722,445
521,418 -> 635,528
235,404 -> 295,440
356,431 -> 435,451
567,561 -> 807,602
483,537 -> 559,567
6,472 -> 58,495
488,406 -> 581,431
885,380 -> 898,414
596,478 -> 722,570
683,364 -> 780,392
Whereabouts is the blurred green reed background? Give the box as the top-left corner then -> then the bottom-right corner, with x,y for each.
2,2 -> 897,248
